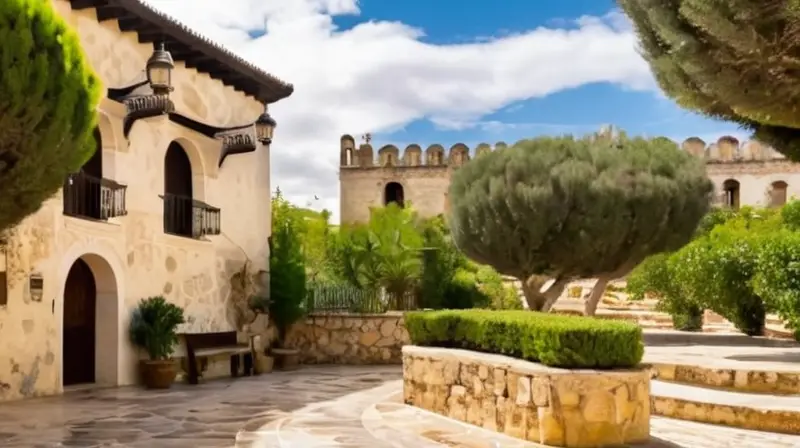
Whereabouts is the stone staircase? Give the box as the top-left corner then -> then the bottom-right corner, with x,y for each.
643,331 -> 800,435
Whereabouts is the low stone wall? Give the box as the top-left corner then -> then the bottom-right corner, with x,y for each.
403,345 -> 651,448
285,312 -> 409,364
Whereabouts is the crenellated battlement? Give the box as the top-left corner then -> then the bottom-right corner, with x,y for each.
339,134 -> 507,168
341,134 -> 788,169
681,135 -> 785,163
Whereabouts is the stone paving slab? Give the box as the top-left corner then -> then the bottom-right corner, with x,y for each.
1,365 -> 799,447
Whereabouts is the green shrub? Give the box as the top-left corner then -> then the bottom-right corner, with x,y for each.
626,253 -> 703,331
0,0 -> 102,232
753,230 -> 800,338
781,200 -> 800,230
675,230 -> 765,336
405,310 -> 644,368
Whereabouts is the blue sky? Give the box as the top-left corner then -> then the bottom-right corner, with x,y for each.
153,0 -> 748,218
334,0 -> 744,149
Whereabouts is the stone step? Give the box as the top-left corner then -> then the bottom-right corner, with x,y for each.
643,329 -> 800,347
647,362 -> 800,395
651,380 -> 800,435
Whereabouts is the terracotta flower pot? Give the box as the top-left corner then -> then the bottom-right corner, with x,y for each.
271,348 -> 300,371
140,359 -> 178,389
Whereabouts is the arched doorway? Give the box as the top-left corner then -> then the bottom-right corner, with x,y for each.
63,259 -> 96,386
164,142 -> 194,237
384,182 -> 404,207
62,253 -> 120,387
722,179 -> 740,210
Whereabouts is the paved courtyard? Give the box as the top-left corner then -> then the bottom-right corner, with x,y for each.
0,366 -> 798,447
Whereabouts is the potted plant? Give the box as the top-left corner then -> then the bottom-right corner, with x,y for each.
129,296 -> 185,389
269,190 -> 308,370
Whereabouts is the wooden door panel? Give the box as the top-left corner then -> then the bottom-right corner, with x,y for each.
63,259 -> 96,386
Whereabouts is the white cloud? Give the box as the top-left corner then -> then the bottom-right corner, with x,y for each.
143,0 -> 656,223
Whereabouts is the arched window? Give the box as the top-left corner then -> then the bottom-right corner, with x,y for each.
162,141 -> 220,238
770,181 -> 788,207
722,179 -> 740,210
164,142 -> 194,237
384,182 -> 404,207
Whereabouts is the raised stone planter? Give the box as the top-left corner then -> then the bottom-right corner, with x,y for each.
402,345 -> 650,448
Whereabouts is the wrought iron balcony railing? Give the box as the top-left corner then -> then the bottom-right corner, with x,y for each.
162,193 -> 221,238
63,172 -> 128,220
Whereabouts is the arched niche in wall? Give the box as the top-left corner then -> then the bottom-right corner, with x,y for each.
384,182 -> 405,207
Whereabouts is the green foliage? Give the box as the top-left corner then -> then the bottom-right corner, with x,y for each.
626,253 -> 703,331
328,203 -> 423,298
406,310 -> 644,369
418,215 -> 519,310
448,133 -> 712,309
617,0 -> 800,159
781,201 -> 800,230
295,208 -> 333,280
0,0 -> 102,232
628,204 -> 800,335
129,296 -> 186,360
752,230 -> 800,338
269,189 -> 307,343
674,229 -> 765,335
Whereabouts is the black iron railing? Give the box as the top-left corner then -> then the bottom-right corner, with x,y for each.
162,193 -> 221,238
306,282 -> 418,314
63,172 -> 127,220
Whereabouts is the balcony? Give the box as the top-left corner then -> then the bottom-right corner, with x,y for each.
63,172 -> 128,220
162,193 -> 221,239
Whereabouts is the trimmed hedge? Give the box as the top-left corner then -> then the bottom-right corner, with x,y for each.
405,310 -> 644,369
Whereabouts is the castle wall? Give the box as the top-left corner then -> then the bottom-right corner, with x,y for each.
0,1 -> 274,401
339,134 -> 800,224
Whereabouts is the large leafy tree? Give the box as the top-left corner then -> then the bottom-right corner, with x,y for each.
617,0 -> 800,158
448,133 -> 713,313
0,0 -> 101,233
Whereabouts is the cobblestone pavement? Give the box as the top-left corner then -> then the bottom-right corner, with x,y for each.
0,366 -> 798,447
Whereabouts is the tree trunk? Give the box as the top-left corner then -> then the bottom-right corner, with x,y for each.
521,276 -> 549,310
521,275 -> 570,311
584,277 -> 610,316
541,278 -> 570,312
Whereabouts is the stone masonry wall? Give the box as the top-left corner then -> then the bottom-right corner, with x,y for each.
403,345 -> 651,448
285,312 -> 409,364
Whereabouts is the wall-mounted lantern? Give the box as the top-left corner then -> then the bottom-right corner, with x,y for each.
254,104 -> 276,145
146,42 -> 174,95
29,272 -> 43,303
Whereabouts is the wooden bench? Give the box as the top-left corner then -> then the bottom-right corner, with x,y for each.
182,331 -> 253,385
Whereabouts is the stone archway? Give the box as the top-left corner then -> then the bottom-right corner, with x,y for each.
61,253 -> 120,387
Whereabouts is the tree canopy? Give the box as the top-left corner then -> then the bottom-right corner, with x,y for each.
447,133 -> 713,311
617,0 -> 800,158
0,0 -> 101,232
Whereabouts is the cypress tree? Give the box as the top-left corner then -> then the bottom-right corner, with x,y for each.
618,0 -> 800,158
0,0 -> 101,232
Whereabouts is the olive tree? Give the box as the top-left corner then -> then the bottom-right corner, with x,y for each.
447,133 -> 713,313
0,0 -> 101,233
618,0 -> 800,159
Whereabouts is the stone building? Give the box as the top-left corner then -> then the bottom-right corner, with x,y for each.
339,134 -> 800,223
0,0 -> 292,401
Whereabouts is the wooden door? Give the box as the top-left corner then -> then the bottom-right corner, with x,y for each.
63,259 -> 96,386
